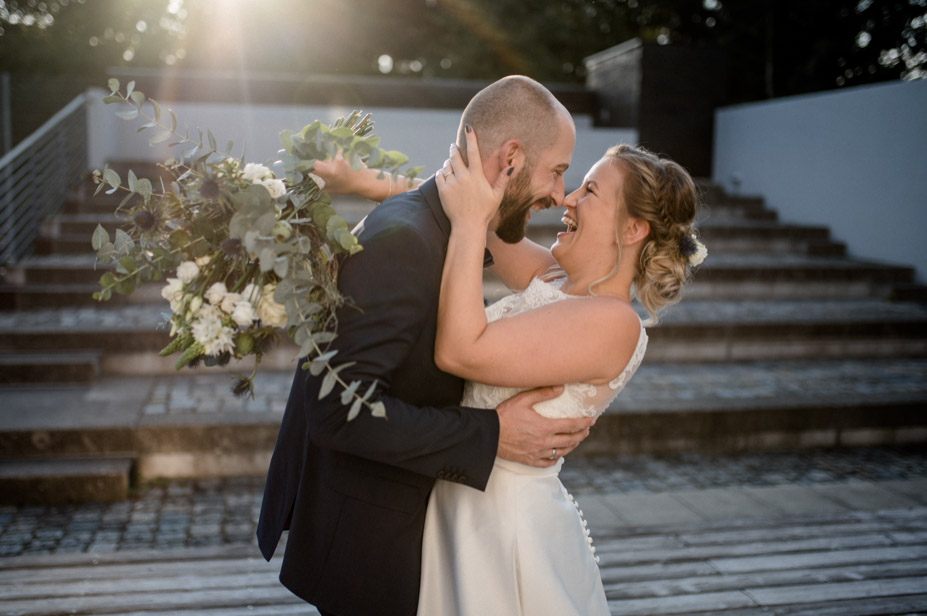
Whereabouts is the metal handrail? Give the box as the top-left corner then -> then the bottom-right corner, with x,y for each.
0,93 -> 87,267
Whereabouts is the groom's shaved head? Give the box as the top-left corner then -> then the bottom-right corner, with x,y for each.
457,75 -> 569,166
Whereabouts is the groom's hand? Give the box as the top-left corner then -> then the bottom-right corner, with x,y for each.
495,386 -> 594,468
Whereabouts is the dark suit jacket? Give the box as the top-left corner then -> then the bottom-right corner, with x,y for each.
257,178 -> 500,615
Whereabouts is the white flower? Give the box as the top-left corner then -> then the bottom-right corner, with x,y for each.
191,304 -> 235,356
188,295 -> 203,316
689,236 -> 708,267
176,261 -> 200,284
242,162 -> 272,182
195,255 -> 211,268
262,178 -> 287,199
231,300 -> 256,327
161,278 -> 185,312
257,283 -> 289,328
220,291 -> 242,314
241,283 -> 261,303
205,282 -> 228,306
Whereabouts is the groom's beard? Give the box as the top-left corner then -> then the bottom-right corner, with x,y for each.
495,166 -> 549,244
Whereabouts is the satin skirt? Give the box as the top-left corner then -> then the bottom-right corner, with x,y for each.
417,458 -> 610,616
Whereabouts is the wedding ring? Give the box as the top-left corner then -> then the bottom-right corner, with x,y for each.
442,168 -> 453,178
550,448 -> 557,460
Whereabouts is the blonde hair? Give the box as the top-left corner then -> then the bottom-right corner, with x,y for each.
605,144 -> 700,324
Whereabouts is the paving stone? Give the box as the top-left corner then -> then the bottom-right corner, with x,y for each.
741,484 -> 851,516
600,492 -> 705,527
811,481 -> 923,510
670,488 -> 778,521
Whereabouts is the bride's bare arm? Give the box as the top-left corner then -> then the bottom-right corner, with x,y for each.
436,132 -> 641,389
312,151 -> 422,201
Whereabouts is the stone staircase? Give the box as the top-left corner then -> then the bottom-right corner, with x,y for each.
1,162 -> 926,504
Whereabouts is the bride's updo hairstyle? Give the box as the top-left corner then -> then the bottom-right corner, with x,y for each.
606,144 -> 701,324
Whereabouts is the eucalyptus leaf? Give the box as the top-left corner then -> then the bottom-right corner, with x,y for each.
319,369 -> 339,399
128,169 -> 137,193
370,401 -> 387,418
149,130 -> 172,145
150,98 -> 162,124
116,109 -> 139,121
108,78 -> 120,93
347,397 -> 364,421
135,178 -> 153,202
103,168 -> 121,190
102,95 -> 123,104
91,224 -> 110,251
340,380 -> 360,405
126,80 -> 136,98
130,90 -> 145,107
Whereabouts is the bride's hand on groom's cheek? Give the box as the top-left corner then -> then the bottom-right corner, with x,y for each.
495,386 -> 595,468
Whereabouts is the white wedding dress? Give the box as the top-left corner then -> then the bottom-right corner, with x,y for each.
418,277 -> 648,616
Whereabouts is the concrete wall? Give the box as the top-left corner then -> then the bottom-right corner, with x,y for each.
713,79 -> 927,282
86,87 -> 636,193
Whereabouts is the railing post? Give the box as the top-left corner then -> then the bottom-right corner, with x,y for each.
0,73 -> 10,157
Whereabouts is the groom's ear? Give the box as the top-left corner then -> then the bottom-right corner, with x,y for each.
499,139 -> 523,170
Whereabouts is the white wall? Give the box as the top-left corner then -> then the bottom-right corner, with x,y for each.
713,79 -> 927,282
86,87 -> 635,193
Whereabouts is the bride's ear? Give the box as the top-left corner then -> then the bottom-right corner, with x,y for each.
622,217 -> 650,246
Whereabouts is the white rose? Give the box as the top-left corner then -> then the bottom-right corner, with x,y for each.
241,283 -> 260,303
176,261 -> 200,284
257,283 -> 288,328
262,178 -> 287,199
242,162 -> 272,182
205,282 -> 228,306
220,291 -> 242,314
161,278 -> 184,304
231,300 -> 256,327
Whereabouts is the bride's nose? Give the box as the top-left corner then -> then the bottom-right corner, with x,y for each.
562,187 -> 580,208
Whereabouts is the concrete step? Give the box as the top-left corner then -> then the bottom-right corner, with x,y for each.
0,351 -> 102,384
0,281 -> 162,310
6,251 -> 915,308
0,359 -> 923,480
1,299 -> 925,370
0,456 -> 133,505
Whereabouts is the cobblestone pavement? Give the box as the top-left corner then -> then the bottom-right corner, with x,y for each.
1,446 -> 924,558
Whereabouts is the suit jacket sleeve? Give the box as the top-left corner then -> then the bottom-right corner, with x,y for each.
302,220 -> 499,491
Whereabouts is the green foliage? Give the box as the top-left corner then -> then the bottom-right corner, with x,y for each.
90,81 -> 419,419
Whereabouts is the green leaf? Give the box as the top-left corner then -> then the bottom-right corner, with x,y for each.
169,229 -> 192,249
99,271 -> 116,288
207,129 -> 217,152
135,178 -> 153,202
103,95 -> 123,104
370,401 -> 387,418
114,228 -> 134,255
130,90 -> 145,107
126,80 -> 135,98
361,379 -> 378,402
91,224 -> 110,251
103,168 -> 121,190
148,98 -> 161,124
347,397 -> 364,421
128,169 -> 137,193
149,130 -> 172,145
319,369 -> 339,399
169,109 -> 178,133
108,78 -> 120,93
340,380 -> 360,405
116,256 -> 136,275
116,109 -> 139,121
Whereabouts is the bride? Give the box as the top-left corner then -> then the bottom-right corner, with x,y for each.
313,129 -> 703,614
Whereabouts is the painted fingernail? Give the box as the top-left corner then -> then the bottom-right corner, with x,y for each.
507,166 -> 514,176
465,124 -> 472,133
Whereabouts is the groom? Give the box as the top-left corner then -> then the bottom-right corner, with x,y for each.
257,76 -> 590,616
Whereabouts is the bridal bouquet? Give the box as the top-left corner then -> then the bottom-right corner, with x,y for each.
91,79 -> 421,418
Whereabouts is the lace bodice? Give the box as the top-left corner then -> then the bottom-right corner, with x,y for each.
461,277 -> 648,419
